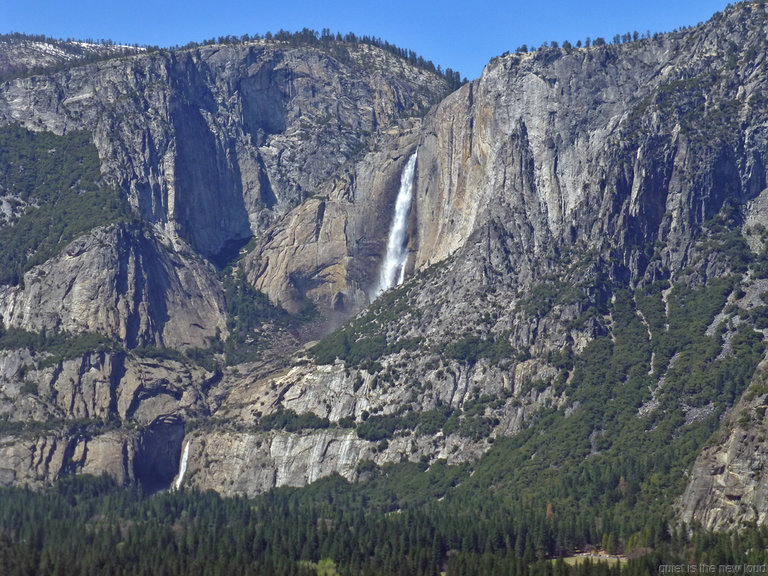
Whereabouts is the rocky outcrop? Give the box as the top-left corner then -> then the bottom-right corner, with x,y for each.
245,120 -> 422,314
680,360 -> 768,531
0,421 -> 187,491
0,346 -> 213,489
0,430 -> 137,488
195,3 -> 768,505
246,3 -> 768,348
0,223 -> 226,349
411,10 -> 768,284
181,347 -> 560,495
184,429 -> 370,497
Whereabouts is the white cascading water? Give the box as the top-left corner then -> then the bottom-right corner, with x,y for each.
173,440 -> 190,490
372,151 -> 417,300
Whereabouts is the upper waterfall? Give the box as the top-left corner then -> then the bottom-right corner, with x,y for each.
372,151 -> 417,300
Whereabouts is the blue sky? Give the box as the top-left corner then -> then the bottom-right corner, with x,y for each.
3,0 -> 732,80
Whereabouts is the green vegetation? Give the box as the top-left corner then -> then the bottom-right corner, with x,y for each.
310,284 -> 421,370
221,270 -> 290,364
162,266 -> 318,370
304,261 -> 767,560
0,268 -> 306,372
0,125 -> 311,370
355,408 -> 453,442
0,417 -> 118,438
444,332 -> 512,365
747,226 -> 768,279
452,278 -> 763,555
625,46 -> 768,150
0,124 -> 131,286
0,224 -> 766,572
311,330 -> 388,370
5,7 -> 768,570
217,269 -> 318,365
1,29 -> 465,93
255,403 -> 497,442
0,327 -> 114,367
2,471 -> 768,576
521,280 -> 582,316
131,345 -> 188,364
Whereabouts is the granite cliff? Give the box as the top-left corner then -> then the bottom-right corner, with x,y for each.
2,4 -> 768,535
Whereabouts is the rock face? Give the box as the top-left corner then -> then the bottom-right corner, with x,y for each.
249,3 -> 768,351
0,430 -> 137,488
2,5 -> 768,531
0,40 -> 448,259
186,356 -> 530,497
214,4 -> 768,505
0,224 -> 226,349
0,347 -> 212,488
680,359 -> 768,531
411,11 -> 768,285
246,121 -> 422,314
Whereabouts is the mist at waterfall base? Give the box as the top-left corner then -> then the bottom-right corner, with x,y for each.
371,151 -> 417,301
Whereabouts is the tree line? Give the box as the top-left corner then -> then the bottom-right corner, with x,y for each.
1,471 -> 768,576
0,28 -> 465,91
170,27 -> 466,91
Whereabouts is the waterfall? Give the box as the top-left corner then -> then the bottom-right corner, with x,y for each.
173,440 -> 190,490
372,151 -> 417,300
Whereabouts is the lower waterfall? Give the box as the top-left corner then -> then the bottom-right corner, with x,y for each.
173,440 -> 190,490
